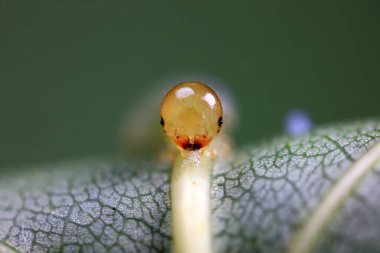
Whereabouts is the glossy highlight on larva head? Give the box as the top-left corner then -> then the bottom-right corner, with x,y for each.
161,81 -> 223,151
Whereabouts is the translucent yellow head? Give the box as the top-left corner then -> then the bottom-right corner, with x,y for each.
161,81 -> 223,151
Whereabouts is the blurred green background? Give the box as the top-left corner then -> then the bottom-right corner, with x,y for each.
1,0 -> 379,168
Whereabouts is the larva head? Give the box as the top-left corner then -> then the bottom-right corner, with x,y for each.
161,81 -> 223,151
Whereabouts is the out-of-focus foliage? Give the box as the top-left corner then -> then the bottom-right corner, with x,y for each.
1,0 -> 380,167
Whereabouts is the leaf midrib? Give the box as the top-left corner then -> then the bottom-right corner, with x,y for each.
288,140 -> 380,253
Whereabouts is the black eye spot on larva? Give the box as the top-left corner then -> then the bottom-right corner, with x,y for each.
160,117 -> 165,127
218,117 -> 223,127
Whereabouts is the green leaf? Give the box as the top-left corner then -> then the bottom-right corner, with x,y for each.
1,119 -> 380,253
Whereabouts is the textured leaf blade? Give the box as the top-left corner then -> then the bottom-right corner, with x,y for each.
211,119 -> 380,253
1,119 -> 380,253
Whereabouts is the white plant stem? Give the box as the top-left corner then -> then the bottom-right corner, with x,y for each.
171,150 -> 213,253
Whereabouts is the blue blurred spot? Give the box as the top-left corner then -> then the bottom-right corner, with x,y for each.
284,109 -> 313,136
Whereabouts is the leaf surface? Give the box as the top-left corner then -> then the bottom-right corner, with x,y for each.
1,119 -> 380,253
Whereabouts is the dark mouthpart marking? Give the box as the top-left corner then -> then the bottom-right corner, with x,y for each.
183,142 -> 203,151
175,135 -> 210,151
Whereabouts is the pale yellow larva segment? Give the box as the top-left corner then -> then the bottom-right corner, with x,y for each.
161,81 -> 223,151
